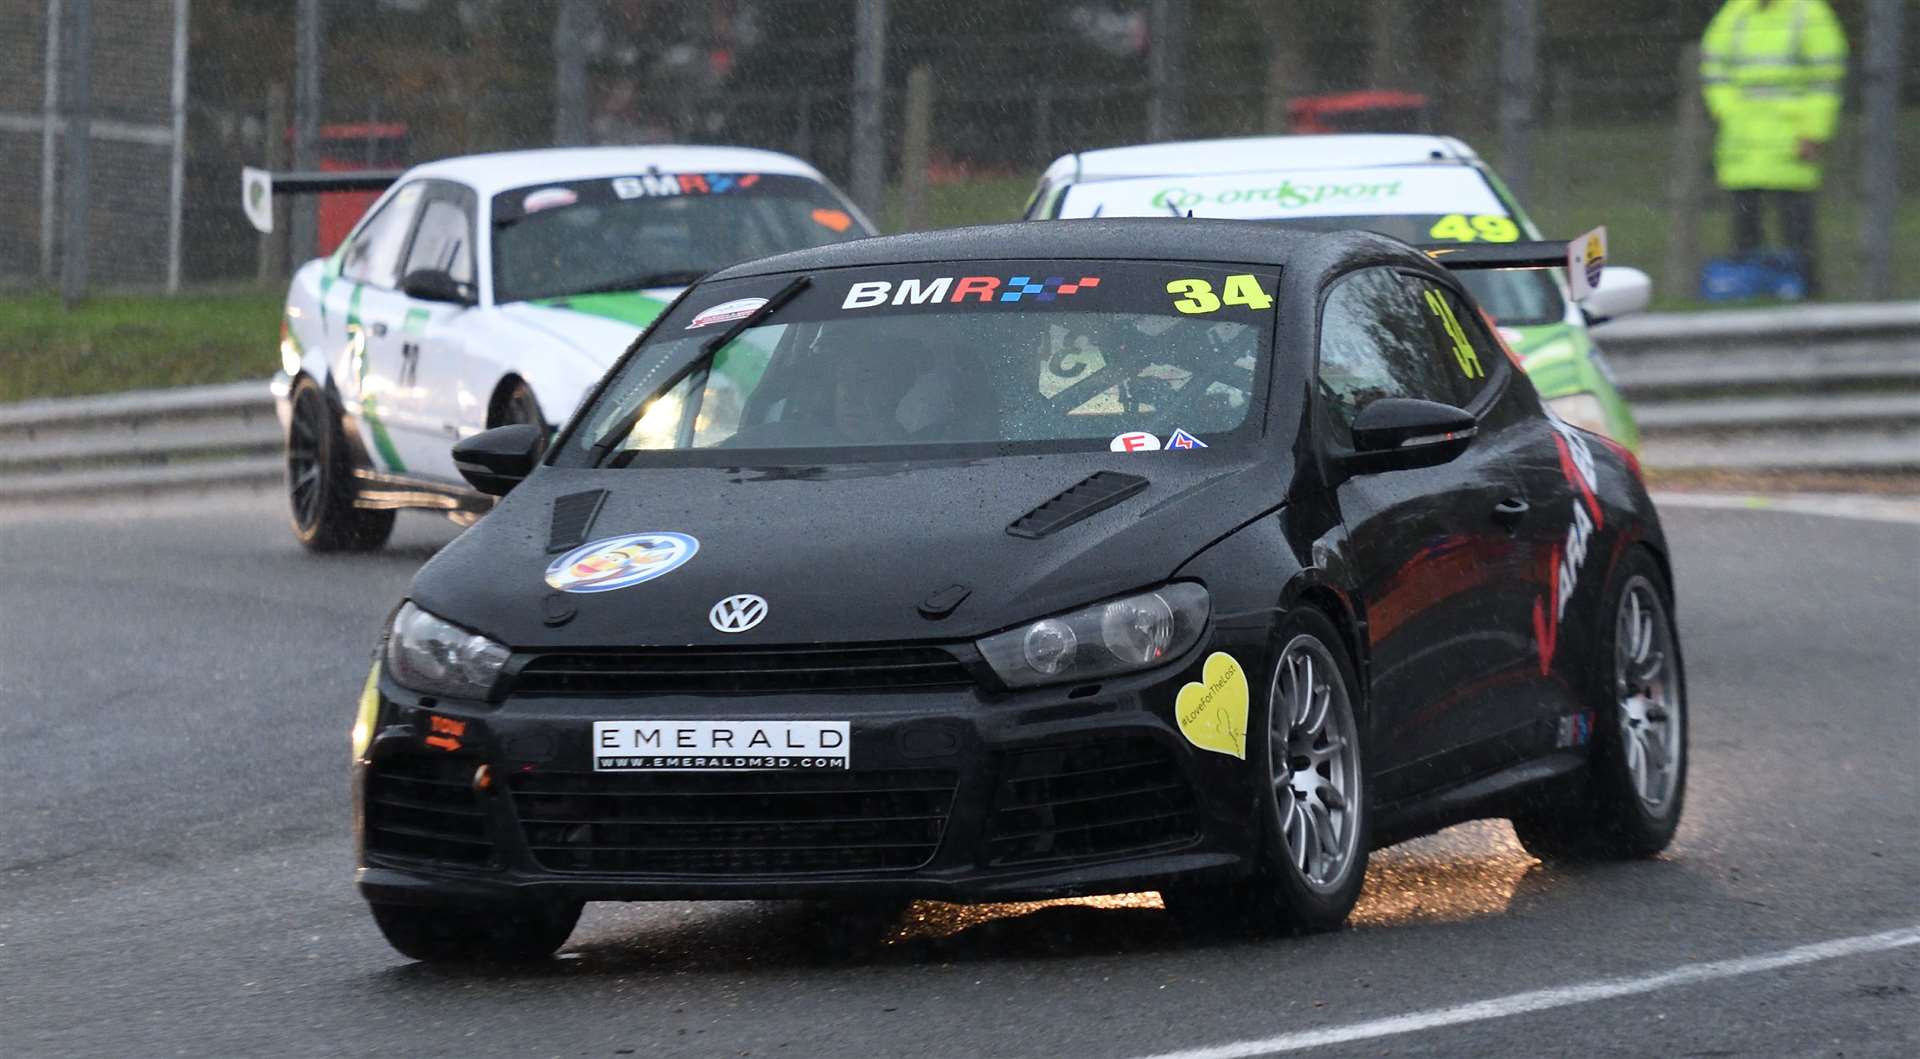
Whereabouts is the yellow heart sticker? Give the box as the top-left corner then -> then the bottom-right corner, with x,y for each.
1175,651 -> 1249,759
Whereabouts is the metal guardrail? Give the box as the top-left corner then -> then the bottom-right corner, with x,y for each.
1598,302 -> 1920,475
0,301 -> 1913,501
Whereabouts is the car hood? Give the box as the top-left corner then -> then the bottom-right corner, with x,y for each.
409,451 -> 1285,649
491,287 -> 682,366
1500,320 -> 1597,401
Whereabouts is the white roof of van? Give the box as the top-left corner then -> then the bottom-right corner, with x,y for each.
1042,134 -> 1482,185
404,145 -> 829,197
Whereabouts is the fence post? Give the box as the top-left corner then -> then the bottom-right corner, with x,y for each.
1858,0 -> 1905,300
899,65 -> 933,233
1664,44 -> 1708,303
849,0 -> 888,220
1146,0 -> 1188,140
58,0 -> 92,308
1495,0 -> 1539,203
290,0 -> 322,267
258,83 -> 288,285
552,0 -> 590,146
166,0 -> 187,294
794,91 -> 814,163
1031,85 -> 1052,165
40,0 -> 63,285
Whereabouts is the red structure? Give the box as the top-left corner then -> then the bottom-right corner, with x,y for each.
1287,91 -> 1431,134
313,122 -> 410,254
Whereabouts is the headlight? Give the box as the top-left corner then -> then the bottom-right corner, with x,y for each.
977,583 -> 1209,688
1547,393 -> 1613,440
385,601 -> 511,699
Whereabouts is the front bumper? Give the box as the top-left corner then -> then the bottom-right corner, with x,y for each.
354,637 -> 1270,906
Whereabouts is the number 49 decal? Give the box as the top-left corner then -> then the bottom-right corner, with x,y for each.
1167,274 -> 1273,315
1427,213 -> 1520,243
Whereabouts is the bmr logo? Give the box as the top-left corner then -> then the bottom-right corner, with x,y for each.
841,275 -> 1100,310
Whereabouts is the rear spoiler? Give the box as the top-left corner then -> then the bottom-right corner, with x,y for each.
1422,225 -> 1608,299
241,165 -> 404,234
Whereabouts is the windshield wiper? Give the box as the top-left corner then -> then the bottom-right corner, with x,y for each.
587,274 -> 812,467
564,269 -> 710,297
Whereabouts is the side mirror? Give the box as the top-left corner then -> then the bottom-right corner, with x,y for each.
1342,398 -> 1477,475
400,268 -> 474,306
452,424 -> 544,496
1581,266 -> 1651,325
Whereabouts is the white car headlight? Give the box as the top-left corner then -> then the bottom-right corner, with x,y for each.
977,583 -> 1210,688
1547,393 -> 1612,440
385,601 -> 511,700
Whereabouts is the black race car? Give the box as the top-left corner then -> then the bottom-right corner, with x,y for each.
353,220 -> 1686,962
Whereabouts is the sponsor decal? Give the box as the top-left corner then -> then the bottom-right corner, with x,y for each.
708,593 -> 769,633
593,720 -> 849,772
1152,178 -> 1404,213
1566,225 -> 1608,300
1531,420 -> 1605,675
611,172 -> 762,199
424,714 -> 466,753
522,187 -> 579,213
1167,428 -> 1207,450
1175,651 -> 1248,759
1109,431 -> 1161,452
841,274 -> 1099,310
810,207 -> 854,233
545,532 -> 700,593
1555,710 -> 1595,749
687,297 -> 768,330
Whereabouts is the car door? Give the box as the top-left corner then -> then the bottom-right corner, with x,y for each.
1315,266 -> 1535,804
334,181 -> 427,478
381,183 -> 482,483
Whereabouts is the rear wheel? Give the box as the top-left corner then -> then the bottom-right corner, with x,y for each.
286,378 -> 394,552
1164,610 -> 1369,935
1513,548 -> 1686,860
369,899 -> 582,964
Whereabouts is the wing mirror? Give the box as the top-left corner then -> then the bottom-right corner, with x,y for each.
1341,398 -> 1477,475
452,424 -> 544,496
400,268 -> 475,306
1581,266 -> 1651,325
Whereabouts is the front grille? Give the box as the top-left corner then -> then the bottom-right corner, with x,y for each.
364,753 -> 493,867
511,768 -> 958,876
983,736 -> 1200,868
509,645 -> 975,696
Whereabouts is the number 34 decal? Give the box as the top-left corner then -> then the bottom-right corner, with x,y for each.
1166,274 -> 1273,314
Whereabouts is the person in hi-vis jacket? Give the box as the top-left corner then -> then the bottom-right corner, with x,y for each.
1700,0 -> 1848,295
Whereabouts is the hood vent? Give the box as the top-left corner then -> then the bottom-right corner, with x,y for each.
1006,471 -> 1148,540
547,489 -> 608,553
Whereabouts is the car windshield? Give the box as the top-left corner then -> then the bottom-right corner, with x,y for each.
561,260 -> 1276,466
490,173 -> 867,303
1057,165 -> 1566,326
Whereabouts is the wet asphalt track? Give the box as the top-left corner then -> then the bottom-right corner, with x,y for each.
0,490 -> 1914,1058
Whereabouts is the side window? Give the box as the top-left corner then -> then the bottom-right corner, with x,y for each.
1412,279 -> 1505,408
401,196 -> 474,286
1316,268 -> 1459,447
340,182 -> 425,288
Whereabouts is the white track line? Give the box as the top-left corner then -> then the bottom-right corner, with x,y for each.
1126,925 -> 1920,1059
1653,490 -> 1920,525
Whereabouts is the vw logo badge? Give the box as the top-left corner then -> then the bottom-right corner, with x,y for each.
709,594 -> 768,633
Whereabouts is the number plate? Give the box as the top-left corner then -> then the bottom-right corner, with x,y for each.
591,720 -> 851,772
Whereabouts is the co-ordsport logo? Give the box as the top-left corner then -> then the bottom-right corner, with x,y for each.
708,594 -> 769,633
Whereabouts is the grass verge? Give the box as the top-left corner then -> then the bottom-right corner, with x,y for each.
0,292 -> 282,404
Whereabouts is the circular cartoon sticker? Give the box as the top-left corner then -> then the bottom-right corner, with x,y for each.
545,532 -> 700,594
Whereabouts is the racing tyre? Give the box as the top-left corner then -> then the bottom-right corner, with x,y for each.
1163,609 -> 1369,935
1512,548 -> 1686,861
368,899 -> 582,964
287,378 -> 394,552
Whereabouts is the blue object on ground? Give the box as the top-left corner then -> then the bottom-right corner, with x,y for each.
1700,252 -> 1808,302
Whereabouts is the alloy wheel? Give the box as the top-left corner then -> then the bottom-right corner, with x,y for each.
1615,575 -> 1682,814
1270,635 -> 1362,891
287,388 -> 326,532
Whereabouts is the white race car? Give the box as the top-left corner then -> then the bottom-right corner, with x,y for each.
245,146 -> 873,550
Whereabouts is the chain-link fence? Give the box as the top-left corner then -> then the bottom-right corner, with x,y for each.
9,0 -> 1915,299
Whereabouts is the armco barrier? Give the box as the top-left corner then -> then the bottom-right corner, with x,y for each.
0,301 -> 1914,501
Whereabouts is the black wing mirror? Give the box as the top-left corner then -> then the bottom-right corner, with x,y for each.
453,424 -> 544,496
400,268 -> 474,306
1341,398 -> 1477,475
